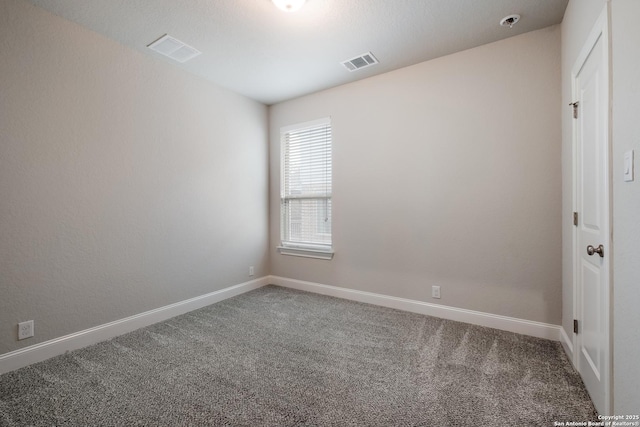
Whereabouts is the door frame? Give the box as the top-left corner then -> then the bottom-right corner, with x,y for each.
570,5 -> 612,415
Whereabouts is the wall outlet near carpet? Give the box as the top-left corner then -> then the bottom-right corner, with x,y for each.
432,286 -> 441,299
249,266 -> 254,276
18,320 -> 34,340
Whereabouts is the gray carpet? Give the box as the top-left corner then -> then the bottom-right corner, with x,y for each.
0,285 -> 597,426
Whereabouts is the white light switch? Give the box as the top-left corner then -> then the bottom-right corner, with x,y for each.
624,150 -> 634,182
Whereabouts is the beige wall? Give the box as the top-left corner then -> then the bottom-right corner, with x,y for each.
610,0 -> 640,415
270,26 -> 562,324
0,0 -> 269,354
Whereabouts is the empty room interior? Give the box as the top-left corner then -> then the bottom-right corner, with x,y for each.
1,0 -> 638,424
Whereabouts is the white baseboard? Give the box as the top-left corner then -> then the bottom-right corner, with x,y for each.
268,276 -> 561,341
560,325 -> 575,364
0,276 -> 270,375
1,275 -> 564,375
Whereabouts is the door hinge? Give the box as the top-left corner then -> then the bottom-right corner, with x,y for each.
573,212 -> 578,226
574,319 -> 579,334
570,101 -> 579,119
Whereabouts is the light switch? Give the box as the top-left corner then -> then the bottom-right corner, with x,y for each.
624,150 -> 634,182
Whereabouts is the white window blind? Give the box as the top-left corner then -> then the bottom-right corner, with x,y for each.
280,118 -> 332,252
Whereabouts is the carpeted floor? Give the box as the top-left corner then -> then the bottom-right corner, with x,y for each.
0,285 -> 597,426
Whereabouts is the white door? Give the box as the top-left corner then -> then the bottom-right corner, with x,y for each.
573,9 -> 610,415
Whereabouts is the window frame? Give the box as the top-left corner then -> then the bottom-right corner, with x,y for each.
277,117 -> 334,260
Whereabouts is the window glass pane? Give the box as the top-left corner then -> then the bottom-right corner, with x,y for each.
282,198 -> 331,245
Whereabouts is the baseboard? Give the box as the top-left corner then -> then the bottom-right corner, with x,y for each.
0,276 -> 270,375
2,275 -> 564,375
269,276 -> 561,341
560,325 -> 575,364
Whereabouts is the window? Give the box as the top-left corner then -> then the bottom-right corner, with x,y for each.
278,117 -> 333,259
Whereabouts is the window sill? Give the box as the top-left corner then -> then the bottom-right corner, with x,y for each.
277,246 -> 334,260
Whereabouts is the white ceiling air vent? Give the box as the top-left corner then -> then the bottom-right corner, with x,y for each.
147,34 -> 201,63
341,52 -> 379,72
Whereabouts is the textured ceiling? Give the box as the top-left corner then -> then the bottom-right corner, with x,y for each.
27,0 -> 569,105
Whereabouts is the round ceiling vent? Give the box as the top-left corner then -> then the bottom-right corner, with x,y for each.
500,14 -> 521,28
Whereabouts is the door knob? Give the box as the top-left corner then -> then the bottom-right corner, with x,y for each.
586,244 -> 604,257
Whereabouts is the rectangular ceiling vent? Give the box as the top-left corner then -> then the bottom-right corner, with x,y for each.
147,34 -> 201,63
341,52 -> 379,72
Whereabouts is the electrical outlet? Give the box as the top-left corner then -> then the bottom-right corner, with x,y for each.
249,266 -> 254,276
18,320 -> 34,340
432,286 -> 441,299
